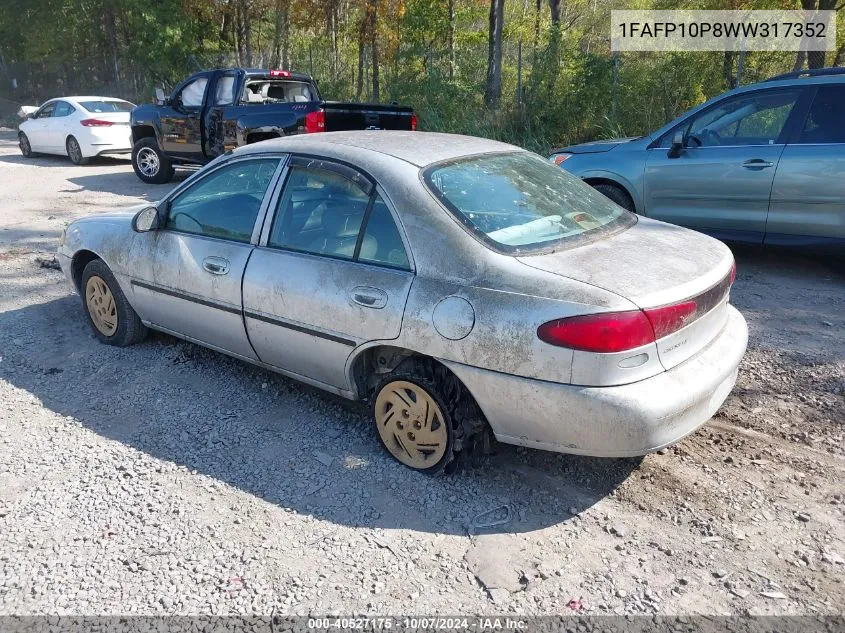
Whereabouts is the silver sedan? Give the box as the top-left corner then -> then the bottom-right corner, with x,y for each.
58,131 -> 748,474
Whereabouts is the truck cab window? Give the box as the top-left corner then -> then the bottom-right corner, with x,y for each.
242,80 -> 317,105
214,76 -> 236,106
179,77 -> 208,108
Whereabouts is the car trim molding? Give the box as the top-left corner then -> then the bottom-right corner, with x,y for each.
130,279 -> 242,315
130,279 -> 357,346
243,310 -> 357,347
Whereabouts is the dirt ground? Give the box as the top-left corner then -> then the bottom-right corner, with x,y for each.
0,130 -> 843,617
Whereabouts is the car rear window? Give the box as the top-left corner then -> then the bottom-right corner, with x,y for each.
80,100 -> 134,113
423,152 -> 634,254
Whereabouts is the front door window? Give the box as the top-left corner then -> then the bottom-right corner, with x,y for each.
166,158 -> 281,242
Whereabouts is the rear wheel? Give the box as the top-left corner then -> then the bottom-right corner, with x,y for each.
81,259 -> 147,347
371,359 -> 489,475
19,132 -> 33,157
592,183 -> 635,213
132,137 -> 175,184
66,136 -> 89,165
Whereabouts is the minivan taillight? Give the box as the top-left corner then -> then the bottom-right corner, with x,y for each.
538,301 -> 698,353
410,113 -> 418,131
80,118 -> 113,127
304,109 -> 325,133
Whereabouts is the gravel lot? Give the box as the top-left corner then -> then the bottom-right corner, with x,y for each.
0,131 -> 843,617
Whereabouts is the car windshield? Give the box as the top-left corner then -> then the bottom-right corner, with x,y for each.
80,100 -> 135,113
424,152 -> 633,254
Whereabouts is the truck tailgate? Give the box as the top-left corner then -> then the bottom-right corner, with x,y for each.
322,102 -> 414,131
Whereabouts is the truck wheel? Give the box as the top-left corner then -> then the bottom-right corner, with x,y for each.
132,138 -> 175,184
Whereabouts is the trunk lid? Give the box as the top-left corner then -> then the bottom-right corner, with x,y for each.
82,111 -> 131,125
518,217 -> 735,370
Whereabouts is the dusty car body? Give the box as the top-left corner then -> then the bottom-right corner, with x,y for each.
58,131 -> 748,473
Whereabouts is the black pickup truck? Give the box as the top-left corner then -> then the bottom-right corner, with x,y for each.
130,68 -> 416,183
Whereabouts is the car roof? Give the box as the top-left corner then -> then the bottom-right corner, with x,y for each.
234,131 -> 523,167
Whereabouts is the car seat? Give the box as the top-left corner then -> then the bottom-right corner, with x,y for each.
308,203 -> 376,259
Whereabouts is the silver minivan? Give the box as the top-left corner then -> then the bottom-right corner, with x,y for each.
551,68 -> 845,249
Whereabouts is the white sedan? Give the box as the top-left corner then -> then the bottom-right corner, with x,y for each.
18,96 -> 135,165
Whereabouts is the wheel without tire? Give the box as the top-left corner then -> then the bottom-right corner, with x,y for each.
81,259 -> 147,346
19,132 -> 33,157
132,137 -> 175,184
66,136 -> 89,165
592,183 -> 635,212
371,359 -> 488,474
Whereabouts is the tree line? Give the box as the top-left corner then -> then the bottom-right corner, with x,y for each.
0,0 -> 843,152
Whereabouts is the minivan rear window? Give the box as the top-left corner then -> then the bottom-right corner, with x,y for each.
423,152 -> 634,254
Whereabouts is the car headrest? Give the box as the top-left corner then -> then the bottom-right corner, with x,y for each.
267,85 -> 287,100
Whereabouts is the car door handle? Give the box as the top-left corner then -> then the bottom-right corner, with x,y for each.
202,256 -> 230,275
742,159 -> 774,169
351,286 -> 387,309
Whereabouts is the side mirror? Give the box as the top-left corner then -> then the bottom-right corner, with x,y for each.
667,132 -> 685,159
154,87 -> 166,105
133,206 -> 161,233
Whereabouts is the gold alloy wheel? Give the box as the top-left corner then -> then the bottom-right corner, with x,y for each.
374,380 -> 448,469
85,275 -> 118,337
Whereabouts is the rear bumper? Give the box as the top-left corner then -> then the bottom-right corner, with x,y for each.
442,305 -> 748,457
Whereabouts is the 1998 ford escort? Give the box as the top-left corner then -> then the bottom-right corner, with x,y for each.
58,132 -> 748,473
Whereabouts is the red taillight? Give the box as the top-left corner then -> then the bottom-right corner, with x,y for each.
643,301 -> 697,340
729,261 -> 737,285
304,109 -> 325,133
538,310 -> 655,353
410,113 -> 418,131
270,69 -> 291,78
80,118 -> 113,127
552,154 -> 572,166
538,301 -> 698,353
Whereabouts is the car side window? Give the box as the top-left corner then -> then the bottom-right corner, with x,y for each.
358,196 -> 410,270
269,165 -> 371,259
798,85 -> 845,144
214,75 -> 236,106
165,158 -> 280,242
269,164 -> 410,269
53,101 -> 75,117
35,103 -> 55,118
178,77 -> 208,108
685,89 -> 800,147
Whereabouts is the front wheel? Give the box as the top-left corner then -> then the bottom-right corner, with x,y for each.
592,183 -> 635,213
81,259 -> 148,347
19,132 -> 34,157
66,136 -> 89,165
132,137 -> 175,184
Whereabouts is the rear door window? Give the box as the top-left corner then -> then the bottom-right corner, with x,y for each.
797,85 -> 845,144
53,101 -> 75,117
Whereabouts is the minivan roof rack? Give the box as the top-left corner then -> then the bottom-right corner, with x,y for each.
765,67 -> 845,82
